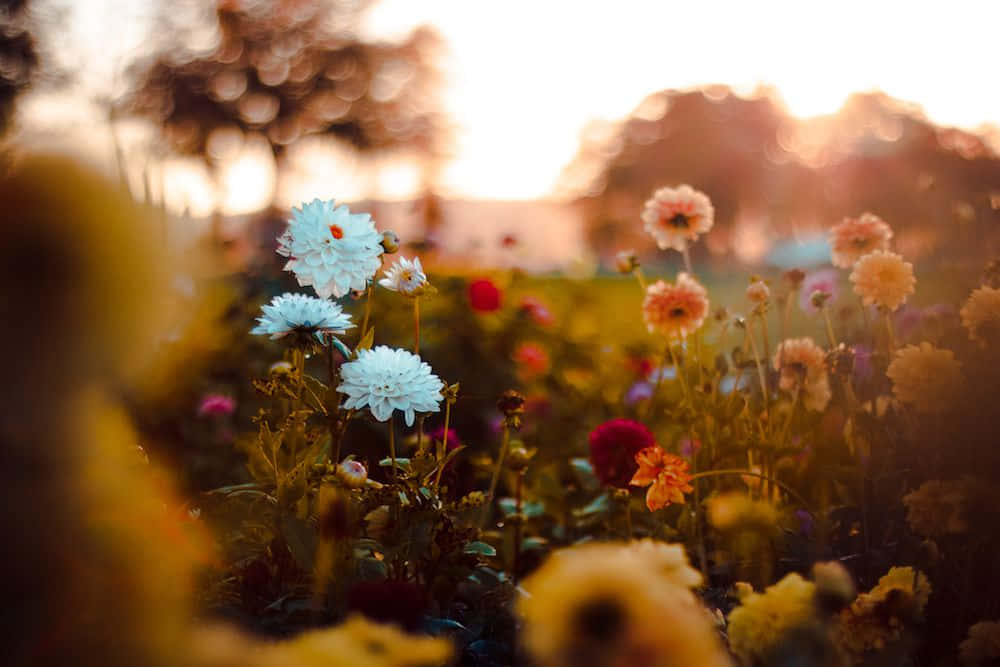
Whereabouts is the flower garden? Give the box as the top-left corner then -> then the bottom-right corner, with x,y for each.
6,151 -> 1000,667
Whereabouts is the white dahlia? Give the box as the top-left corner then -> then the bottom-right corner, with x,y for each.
378,256 -> 428,297
641,184 -> 715,252
251,293 -> 354,349
277,198 -> 384,299
337,345 -> 444,426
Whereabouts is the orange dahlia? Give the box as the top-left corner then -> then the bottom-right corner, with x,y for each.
630,446 -> 694,511
829,212 -> 893,269
642,273 -> 710,339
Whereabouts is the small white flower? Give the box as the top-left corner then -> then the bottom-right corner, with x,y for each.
378,256 -> 428,297
277,198 -> 384,299
251,293 -> 354,344
337,345 -> 444,426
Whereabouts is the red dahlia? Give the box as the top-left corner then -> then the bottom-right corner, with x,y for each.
468,278 -> 502,312
588,418 -> 655,488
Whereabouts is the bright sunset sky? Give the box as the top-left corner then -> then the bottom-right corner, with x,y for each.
23,0 -> 1000,215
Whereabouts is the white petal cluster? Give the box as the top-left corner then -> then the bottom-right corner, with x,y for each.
277,198 -> 384,299
251,293 -> 354,341
337,345 -> 444,426
378,256 -> 428,297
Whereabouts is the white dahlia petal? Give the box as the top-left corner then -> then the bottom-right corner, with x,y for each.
336,345 -> 444,424
251,292 -> 354,345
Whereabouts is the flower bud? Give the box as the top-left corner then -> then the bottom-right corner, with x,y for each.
380,230 -> 401,254
336,460 -> 368,489
614,250 -> 639,274
812,561 -> 856,613
810,289 -> 832,309
746,280 -> 770,304
269,361 -> 294,376
507,443 -> 535,471
783,268 -> 806,289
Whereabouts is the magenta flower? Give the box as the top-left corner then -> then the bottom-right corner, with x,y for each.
197,394 -> 236,418
799,269 -> 840,315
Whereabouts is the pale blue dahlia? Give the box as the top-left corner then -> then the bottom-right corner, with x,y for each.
277,198 -> 384,299
337,345 -> 443,426
251,293 -> 353,350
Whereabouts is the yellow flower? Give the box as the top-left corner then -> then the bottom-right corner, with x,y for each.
630,446 -> 694,511
727,573 -> 818,665
960,620 -> 1000,665
706,492 -> 779,534
519,541 -> 731,667
835,566 -> 931,662
886,343 -> 963,414
849,250 -> 915,312
829,212 -> 893,269
903,478 -> 971,537
773,337 -> 831,411
642,273 -> 710,339
960,286 -> 1000,347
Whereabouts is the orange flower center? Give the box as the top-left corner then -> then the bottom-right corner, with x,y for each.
329,225 -> 344,239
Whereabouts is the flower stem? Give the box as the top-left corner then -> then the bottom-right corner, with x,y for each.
820,304 -> 838,348
481,424 -> 510,528
360,283 -> 374,338
633,267 -> 648,292
746,321 -> 770,406
388,414 -> 398,482
641,339 -> 671,421
681,245 -> 693,275
883,309 -> 897,356
668,340 -> 693,406
433,400 -> 452,489
413,296 -> 421,355
689,469 -> 815,515
512,469 -> 525,585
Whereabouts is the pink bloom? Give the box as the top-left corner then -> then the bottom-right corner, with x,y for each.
799,269 -> 840,315
468,278 -> 503,312
514,343 -> 550,381
197,394 -> 236,418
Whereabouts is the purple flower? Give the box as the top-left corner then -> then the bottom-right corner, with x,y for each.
796,509 -> 814,536
894,306 -> 923,341
799,269 -> 840,315
197,394 -> 235,418
625,381 -> 654,405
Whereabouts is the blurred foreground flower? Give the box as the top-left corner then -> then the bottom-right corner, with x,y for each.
835,566 -> 931,661
850,250 -> 915,312
960,621 -> 1000,666
641,184 -> 715,252
630,446 -> 694,511
277,199 -> 384,299
642,273 -> 709,338
773,337 -> 831,411
378,256 -> 428,297
727,573 -> 818,666
886,342 -> 962,414
829,212 -> 893,268
337,346 -> 443,426
960,285 -> 1000,347
588,418 -> 655,488
707,492 -> 779,533
903,478 -> 976,537
518,540 -> 729,667
197,394 -> 235,418
251,293 -> 354,346
467,278 -> 502,312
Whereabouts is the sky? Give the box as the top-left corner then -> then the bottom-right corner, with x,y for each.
21,0 -> 1000,214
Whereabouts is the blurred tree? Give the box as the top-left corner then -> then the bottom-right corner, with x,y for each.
561,87 -> 1000,269
123,0 -> 445,163
0,0 -> 38,136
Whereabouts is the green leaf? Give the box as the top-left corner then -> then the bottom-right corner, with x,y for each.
355,327 -> 375,354
573,493 -> 610,517
463,541 -> 497,557
378,457 -> 412,469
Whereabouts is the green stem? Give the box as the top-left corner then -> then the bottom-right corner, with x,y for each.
413,296 -> 421,355
641,339 -> 671,421
481,424 -> 511,528
668,340 -> 693,405
681,245 -> 693,275
433,400 -> 453,489
389,414 -> 398,482
746,321 -> 770,407
821,305 -> 838,348
883,309 -> 897,356
360,283 -> 374,338
633,266 -> 648,292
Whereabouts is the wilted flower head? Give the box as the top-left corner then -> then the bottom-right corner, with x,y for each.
378,256 -> 428,297
336,460 -> 368,489
746,279 -> 770,304
467,278 -> 502,312
960,286 -> 1000,347
773,337 -> 831,411
799,269 -> 840,314
197,394 -> 235,418
642,273 -> 710,339
277,199 -> 383,299
630,446 -> 694,511
614,249 -> 640,274
641,184 -> 715,252
518,540 -> 730,667
886,342 -> 963,413
850,250 -> 915,312
337,346 -> 444,426
251,293 -> 354,345
960,620 -> 1000,666
588,418 -> 655,488
829,212 -> 893,268
727,574 -> 818,666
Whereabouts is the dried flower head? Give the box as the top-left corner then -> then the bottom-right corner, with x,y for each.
850,250 -> 915,312
641,184 -> 715,252
773,337 -> 831,411
960,286 -> 1000,347
829,212 -> 893,269
886,343 -> 963,414
642,273 -> 710,339
630,446 -> 694,511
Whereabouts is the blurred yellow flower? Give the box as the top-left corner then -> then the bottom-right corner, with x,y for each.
706,492 -> 779,534
849,250 -> 915,312
519,541 -> 731,667
835,566 -> 931,661
960,285 -> 1000,347
642,273 -> 710,339
726,573 -> 818,665
886,343 -> 963,413
829,212 -> 893,269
